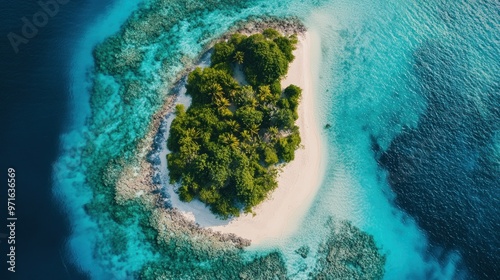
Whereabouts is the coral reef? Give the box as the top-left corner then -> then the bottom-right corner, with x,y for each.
312,220 -> 386,279
80,0 -> 386,277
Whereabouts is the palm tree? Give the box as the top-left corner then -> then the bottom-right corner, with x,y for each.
214,96 -> 230,108
248,124 -> 260,139
257,86 -> 272,103
228,89 -> 238,102
226,120 -> 240,132
227,134 -> 239,149
184,127 -> 199,139
219,133 -> 239,149
214,96 -> 232,117
247,97 -> 258,108
214,107 -> 230,117
233,51 -> 244,64
208,83 -> 224,101
240,130 -> 252,142
209,83 -> 223,93
179,137 -> 200,162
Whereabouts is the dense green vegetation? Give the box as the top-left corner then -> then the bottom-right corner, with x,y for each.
88,1 -> 385,275
167,29 -> 302,218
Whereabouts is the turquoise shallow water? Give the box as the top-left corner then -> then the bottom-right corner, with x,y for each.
53,0 -> 499,278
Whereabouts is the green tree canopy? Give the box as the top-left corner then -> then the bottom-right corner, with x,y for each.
167,29 -> 302,218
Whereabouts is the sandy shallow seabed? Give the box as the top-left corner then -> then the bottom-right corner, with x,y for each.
166,30 -> 326,246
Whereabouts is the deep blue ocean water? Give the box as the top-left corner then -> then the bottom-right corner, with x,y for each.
1,0 -> 498,279
379,31 -> 500,278
0,1 -> 117,279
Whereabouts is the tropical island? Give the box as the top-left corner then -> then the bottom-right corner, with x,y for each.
81,8 -> 386,277
166,29 -> 302,218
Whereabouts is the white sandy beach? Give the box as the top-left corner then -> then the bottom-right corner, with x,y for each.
164,30 -> 326,245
